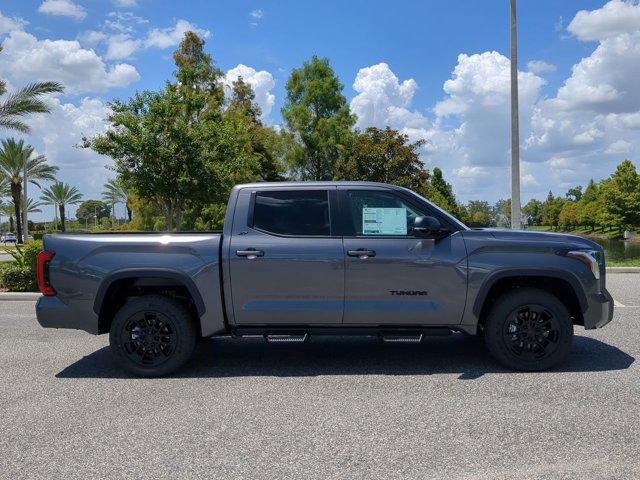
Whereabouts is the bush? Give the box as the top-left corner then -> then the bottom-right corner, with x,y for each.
0,264 -> 37,292
23,240 -> 43,271
0,240 -> 43,291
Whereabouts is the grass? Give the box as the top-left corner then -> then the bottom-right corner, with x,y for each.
607,258 -> 640,267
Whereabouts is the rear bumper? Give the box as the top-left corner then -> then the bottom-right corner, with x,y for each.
36,296 -> 99,334
583,288 -> 614,330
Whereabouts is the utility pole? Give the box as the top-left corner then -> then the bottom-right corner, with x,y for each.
510,0 -> 521,230
22,161 -> 28,243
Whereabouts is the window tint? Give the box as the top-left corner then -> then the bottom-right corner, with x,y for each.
347,190 -> 424,236
253,190 -> 330,236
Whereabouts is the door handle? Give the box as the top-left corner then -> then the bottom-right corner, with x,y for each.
347,249 -> 376,259
236,248 -> 264,259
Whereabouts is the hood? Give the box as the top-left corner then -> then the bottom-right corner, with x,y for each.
463,228 -> 602,251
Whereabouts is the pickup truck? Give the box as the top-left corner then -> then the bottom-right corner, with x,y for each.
36,181 -> 614,376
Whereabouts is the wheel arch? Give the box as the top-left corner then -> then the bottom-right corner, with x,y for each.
474,269 -> 587,327
94,268 -> 206,334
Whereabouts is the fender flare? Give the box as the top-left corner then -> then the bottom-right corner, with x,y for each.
93,268 -> 206,317
472,268 -> 588,317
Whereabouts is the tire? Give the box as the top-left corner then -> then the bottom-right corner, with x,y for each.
109,295 -> 197,377
484,288 -> 573,371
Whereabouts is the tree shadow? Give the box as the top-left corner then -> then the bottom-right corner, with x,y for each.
56,333 -> 635,380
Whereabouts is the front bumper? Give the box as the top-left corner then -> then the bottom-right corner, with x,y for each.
36,296 -> 99,334
583,288 -> 614,330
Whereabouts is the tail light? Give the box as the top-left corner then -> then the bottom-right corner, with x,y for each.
37,250 -> 56,296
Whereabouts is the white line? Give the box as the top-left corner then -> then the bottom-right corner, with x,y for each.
614,298 -> 626,307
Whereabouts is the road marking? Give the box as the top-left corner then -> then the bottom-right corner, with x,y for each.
614,298 -> 626,307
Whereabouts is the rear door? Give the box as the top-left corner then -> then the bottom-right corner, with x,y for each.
228,187 -> 344,325
339,187 -> 467,325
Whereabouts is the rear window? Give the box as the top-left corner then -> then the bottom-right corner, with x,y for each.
252,190 -> 330,236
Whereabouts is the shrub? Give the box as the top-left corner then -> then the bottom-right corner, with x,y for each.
23,240 -> 43,271
0,264 -> 37,292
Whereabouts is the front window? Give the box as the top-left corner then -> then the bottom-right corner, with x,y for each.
346,190 -> 424,236
252,190 -> 330,236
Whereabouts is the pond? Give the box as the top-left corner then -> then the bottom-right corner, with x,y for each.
595,238 -> 640,262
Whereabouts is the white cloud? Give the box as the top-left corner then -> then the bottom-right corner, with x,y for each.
0,11 -> 27,34
250,10 -> 263,19
105,33 -> 141,60
112,0 -> 138,6
38,0 -> 86,21
527,60 -> 556,74
14,95 -> 113,219
604,139 -> 632,154
568,0 -> 640,41
347,2 -> 640,202
79,30 -> 108,44
225,64 -> 276,122
351,63 -> 421,130
145,19 -> 210,49
0,30 -> 139,93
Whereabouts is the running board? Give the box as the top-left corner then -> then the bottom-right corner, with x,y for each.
264,333 -> 309,343
380,333 -> 423,343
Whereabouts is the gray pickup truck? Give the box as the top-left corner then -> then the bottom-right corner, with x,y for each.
36,181 -> 614,376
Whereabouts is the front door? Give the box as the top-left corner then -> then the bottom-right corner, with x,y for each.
228,188 -> 344,325
340,188 -> 467,325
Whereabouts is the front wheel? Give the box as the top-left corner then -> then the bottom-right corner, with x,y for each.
109,295 -> 197,377
484,288 -> 573,371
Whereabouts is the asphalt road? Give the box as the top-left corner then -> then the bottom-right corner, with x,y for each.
1,275 -> 639,480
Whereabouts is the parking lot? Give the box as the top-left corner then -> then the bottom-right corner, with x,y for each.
1,274 -> 638,479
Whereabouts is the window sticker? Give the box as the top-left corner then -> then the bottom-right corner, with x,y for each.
362,207 -> 407,235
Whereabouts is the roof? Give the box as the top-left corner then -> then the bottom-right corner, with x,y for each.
234,181 -> 402,189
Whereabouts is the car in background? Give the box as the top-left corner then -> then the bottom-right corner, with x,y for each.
1,233 -> 17,244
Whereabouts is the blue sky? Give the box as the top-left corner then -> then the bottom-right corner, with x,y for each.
1,0 -> 640,221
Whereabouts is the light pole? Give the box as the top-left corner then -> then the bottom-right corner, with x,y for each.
22,160 -> 28,242
510,0 -> 522,230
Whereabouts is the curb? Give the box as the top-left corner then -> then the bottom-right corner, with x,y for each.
607,267 -> 640,273
0,292 -> 42,301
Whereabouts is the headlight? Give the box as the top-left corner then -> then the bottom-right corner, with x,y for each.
567,249 -> 602,279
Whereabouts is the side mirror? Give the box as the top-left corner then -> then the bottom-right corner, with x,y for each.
411,216 -> 448,238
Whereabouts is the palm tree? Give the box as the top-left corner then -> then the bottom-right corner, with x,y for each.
102,178 -> 127,225
39,182 -> 82,232
10,197 -> 43,214
0,203 -> 14,233
0,46 -> 64,134
0,175 -> 9,197
0,138 -> 58,242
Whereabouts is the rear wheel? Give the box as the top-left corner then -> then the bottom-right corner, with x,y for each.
484,288 -> 573,371
109,295 -> 197,377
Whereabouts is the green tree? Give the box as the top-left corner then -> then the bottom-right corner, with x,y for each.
522,198 -> 542,226
102,179 -> 127,224
76,200 -> 110,226
282,56 -> 355,180
577,179 -> 599,231
541,191 -> 565,229
39,182 -> 83,232
430,168 -> 457,208
87,32 -> 267,230
493,199 -> 512,227
1,202 -> 14,232
335,127 -> 428,187
0,138 -> 58,242
558,201 -> 580,230
228,76 -> 262,123
0,47 -> 64,133
464,201 -> 493,227
598,160 -> 640,233
565,185 -> 583,202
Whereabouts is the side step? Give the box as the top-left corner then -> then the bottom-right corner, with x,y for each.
264,333 -> 309,343
380,333 -> 423,343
